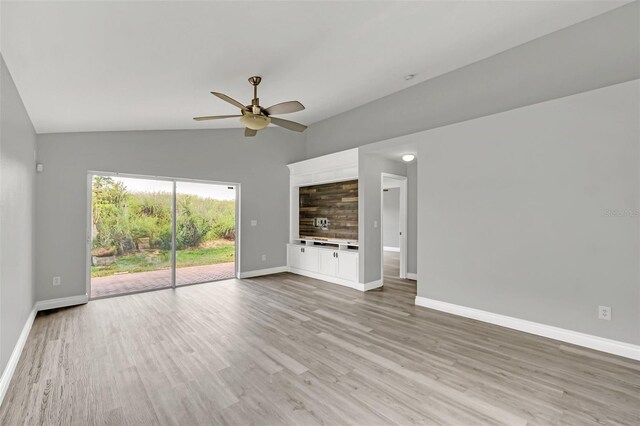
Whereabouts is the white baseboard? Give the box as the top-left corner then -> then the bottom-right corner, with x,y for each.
415,296 -> 640,361
406,272 -> 417,281
360,279 -> 383,291
35,294 -> 89,312
383,246 -> 400,252
1,293 -> 91,405
238,266 -> 288,279
0,307 -> 37,406
288,267 -> 358,290
288,268 -> 380,292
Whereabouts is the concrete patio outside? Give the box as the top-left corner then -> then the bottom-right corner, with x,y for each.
90,262 -> 235,298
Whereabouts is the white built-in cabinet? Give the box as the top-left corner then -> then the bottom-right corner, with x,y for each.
288,243 -> 359,285
288,245 -> 318,273
286,148 -> 365,291
318,249 -> 336,276
336,251 -> 359,281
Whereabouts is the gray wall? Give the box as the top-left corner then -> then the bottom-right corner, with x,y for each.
358,152 -> 406,283
0,55 -> 36,373
303,1 -> 638,287
383,188 -> 400,248
417,80 -> 639,344
35,129 -> 305,301
406,162 -> 417,275
305,2 -> 639,158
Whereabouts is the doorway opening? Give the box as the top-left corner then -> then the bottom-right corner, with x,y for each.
381,174 -> 407,279
88,173 -> 238,299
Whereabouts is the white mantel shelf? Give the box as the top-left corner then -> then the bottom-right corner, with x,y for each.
295,237 -> 359,247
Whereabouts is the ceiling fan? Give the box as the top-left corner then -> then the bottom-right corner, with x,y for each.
193,76 -> 307,137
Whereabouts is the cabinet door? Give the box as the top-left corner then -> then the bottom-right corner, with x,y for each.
337,252 -> 359,281
318,250 -> 337,276
288,245 -> 302,269
300,247 -> 319,273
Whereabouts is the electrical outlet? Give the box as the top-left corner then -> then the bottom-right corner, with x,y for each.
261,254 -> 267,262
251,220 -> 258,227
52,276 -> 61,286
598,306 -> 611,320
314,217 -> 328,228
373,220 -> 378,228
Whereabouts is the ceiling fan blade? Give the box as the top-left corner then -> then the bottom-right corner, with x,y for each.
211,92 -> 248,111
193,114 -> 241,121
264,101 -> 305,116
270,117 -> 307,132
244,128 -> 257,137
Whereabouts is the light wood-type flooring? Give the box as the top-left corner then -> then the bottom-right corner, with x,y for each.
1,253 -> 639,425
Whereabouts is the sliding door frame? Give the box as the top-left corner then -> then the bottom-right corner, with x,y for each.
86,171 -> 240,300
174,180 -> 240,288
171,180 -> 177,289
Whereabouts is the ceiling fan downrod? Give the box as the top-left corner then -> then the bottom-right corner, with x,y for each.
248,76 -> 261,111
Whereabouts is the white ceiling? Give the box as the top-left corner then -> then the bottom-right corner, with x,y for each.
1,1 -> 627,134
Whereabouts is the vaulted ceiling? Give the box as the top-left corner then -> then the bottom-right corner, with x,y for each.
1,1 -> 628,134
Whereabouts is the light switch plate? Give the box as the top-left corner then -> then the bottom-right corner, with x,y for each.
250,220 -> 257,227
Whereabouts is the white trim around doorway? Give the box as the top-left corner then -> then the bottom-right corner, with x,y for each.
380,173 -> 408,279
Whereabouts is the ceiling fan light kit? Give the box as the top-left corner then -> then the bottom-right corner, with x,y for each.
240,113 -> 271,130
194,76 -> 307,137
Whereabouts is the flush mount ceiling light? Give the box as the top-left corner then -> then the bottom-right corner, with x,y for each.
402,154 -> 416,162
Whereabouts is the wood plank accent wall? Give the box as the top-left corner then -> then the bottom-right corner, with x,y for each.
299,180 -> 358,240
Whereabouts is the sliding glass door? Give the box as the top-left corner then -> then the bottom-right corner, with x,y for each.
175,182 -> 236,286
89,174 -> 237,299
90,176 -> 174,298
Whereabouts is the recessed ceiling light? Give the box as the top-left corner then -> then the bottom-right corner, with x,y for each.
402,154 -> 416,162
404,74 -> 416,81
